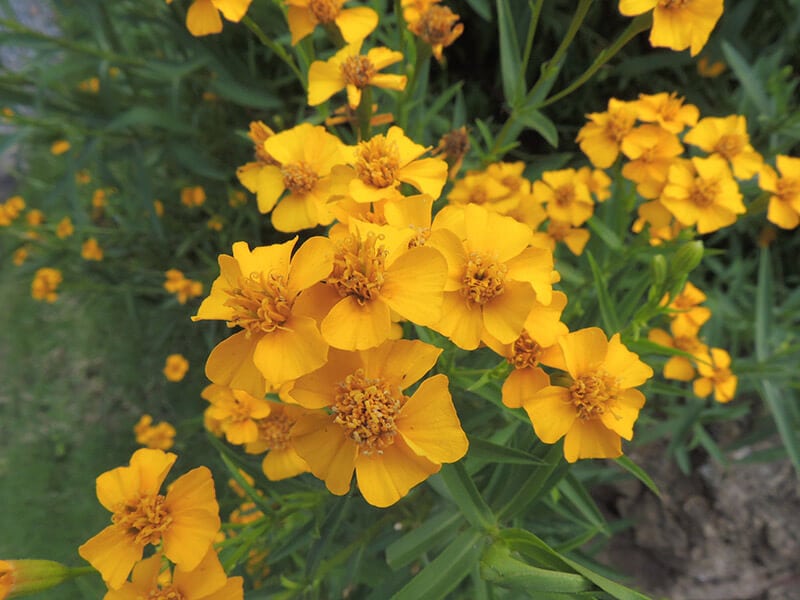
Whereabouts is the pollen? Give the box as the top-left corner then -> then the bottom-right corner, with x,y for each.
509,331 -> 542,369
333,368 -> 403,453
569,372 -> 620,420
281,162 -> 319,195
553,184 -> 577,207
328,232 -> 388,304
255,411 -> 293,451
309,0 -> 342,23
775,177 -> 800,202
605,110 -> 636,142
688,178 -> 720,208
461,252 -> 507,305
224,272 -> 293,336
111,493 -> 172,547
714,134 -> 745,159
341,55 -> 377,89
354,135 -> 401,189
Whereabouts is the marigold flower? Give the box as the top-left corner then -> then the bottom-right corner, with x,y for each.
79,449 -> 221,590
305,222 -> 447,350
523,328 -> 653,462
245,400 -> 311,481
533,169 -> 594,227
631,199 -> 682,244
134,415 -> 177,450
447,171 -> 514,214
75,169 -> 91,184
202,384 -> 272,445
760,156 -> 800,230
285,0 -> 378,45
290,339 -> 468,507
621,125 -> 684,199
697,56 -> 726,77
660,156 -> 745,234
648,320 -> 708,381
102,549 -> 242,600
619,0 -> 723,57
577,98 -> 638,168
347,126 -> 448,204
81,237 -> 104,261
427,203 -> 557,350
683,115 -> 763,180
193,237 -> 334,393
663,281 -> 711,331
308,41 -> 407,109
181,185 -> 206,208
406,3 -> 464,62
12,246 -> 29,266
163,353 -> 190,382
164,269 -> 204,304
31,267 -> 62,303
693,347 -> 737,403
55,216 -> 74,239
236,123 -> 350,231
634,92 -> 699,134
50,139 -> 70,155
531,220 -> 591,256
26,209 -> 45,226
170,0 -> 252,36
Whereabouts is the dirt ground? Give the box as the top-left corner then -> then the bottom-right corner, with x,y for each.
598,441 -> 800,600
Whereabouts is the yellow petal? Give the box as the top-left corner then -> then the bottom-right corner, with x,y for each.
523,386 -> 576,444
292,411 -> 357,495
253,165 -> 285,214
562,419 -> 621,462
355,436 -> 440,507
262,447 -> 309,481
397,374 -> 468,463
321,296 -> 392,350
664,355 -> 696,381
287,5 -> 317,45
618,0 -> 657,16
173,548 -> 227,598
397,157 -> 447,198
482,281 -> 536,344
212,0 -> 251,22
381,246 -> 446,326
79,526 -> 143,590
602,333 -> 653,388
433,291 -> 483,350
288,236 -> 335,295
501,366 -> 550,409
289,348 -> 364,408
335,6 -> 379,43
205,331 -> 267,398
557,327 -> 608,378
369,73 -> 408,92
601,388 -> 645,440
365,46 -> 404,70
186,0 -> 223,36
253,316 -> 329,384
308,60 -> 345,106
359,338 -> 441,389
271,192 -> 319,232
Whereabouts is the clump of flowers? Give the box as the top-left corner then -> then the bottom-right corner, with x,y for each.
164,269 -> 204,304
31,267 -> 63,303
134,415 -> 177,450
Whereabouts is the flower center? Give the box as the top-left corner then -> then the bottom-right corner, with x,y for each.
341,55 -> 377,89
673,335 -> 702,354
225,272 -> 293,336
407,226 -> 431,248
112,494 -> 172,547
606,109 -> 636,142
328,233 -> 387,304
509,331 -> 542,369
689,178 -> 720,208
308,0 -> 342,23
569,372 -> 620,420
333,368 -> 403,453
413,5 -> 462,46
255,411 -> 293,451
461,252 -> 507,305
553,184 -> 576,207
658,0 -> 688,9
354,135 -> 401,188
281,162 -> 319,195
714,134 -> 745,159
547,220 -> 571,241
147,584 -> 184,600
775,177 -> 800,202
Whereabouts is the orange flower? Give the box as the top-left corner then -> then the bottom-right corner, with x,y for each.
50,140 -> 70,155
202,384 -> 272,445
634,92 -> 699,134
663,281 -> 711,331
164,269 -> 204,304
181,185 -> 206,207
81,237 -> 104,261
531,220 -> 591,256
175,0 -> 252,37
523,328 -> 653,462
285,0 -> 378,45
193,237 -> 333,394
693,348 -> 737,403
31,268 -> 62,303
621,124 -> 684,198
405,3 -> 464,62
577,98 -> 638,168
56,216 -> 74,239
760,156 -> 800,230
163,353 -> 189,382
648,320 -> 708,381
683,115 -> 763,180
308,41 -> 407,109
533,169 -> 595,227
290,339 -> 468,507
245,400 -> 311,481
79,449 -> 221,589
134,415 -> 177,450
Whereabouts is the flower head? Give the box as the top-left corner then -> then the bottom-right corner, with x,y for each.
164,269 -> 204,304
31,268 -> 62,303
683,115 -> 763,180
577,98 -> 638,168
523,328 -> 653,462
177,0 -> 252,36
533,169 -> 595,227
134,415 -> 177,450
290,339 -> 468,507
693,348 -> 737,403
56,216 -> 74,239
406,3 -> 464,62
286,0 -> 378,45
245,400 -> 312,481
81,237 -> 104,261
163,353 -> 189,382
760,155 -> 800,230
202,384 -> 272,445
79,449 -> 221,589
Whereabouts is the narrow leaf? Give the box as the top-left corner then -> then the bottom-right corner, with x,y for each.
438,461 -> 497,530
586,251 -> 621,333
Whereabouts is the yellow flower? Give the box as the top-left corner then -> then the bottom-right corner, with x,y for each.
50,139 -> 70,155
523,328 -> 653,462
134,415 -> 177,450
663,281 -> 711,331
634,92 -> 699,134
163,353 -> 190,382
202,384 -> 272,445
102,550 -> 243,600
576,98 -> 638,168
760,156 -> 800,230
78,77 -> 100,93
0,559 -> 72,598
56,216 -> 74,239
648,320 -> 708,381
576,166 -> 612,202
406,3 -> 464,62
621,124 -> 684,198
631,198 -> 682,244
193,237 -> 334,394
447,171 -> 515,213
181,185 -> 206,207
290,339 -> 468,507
12,246 -> 29,266
236,123 -> 350,231
531,220 -> 591,256
245,400 -> 312,481
207,215 -> 223,230
285,0 -> 378,45
176,0 -> 252,37
619,0 -> 723,57
484,292 -> 568,409
26,209 -> 45,226
660,156 -> 745,234
81,237 -> 104,261
164,269 -> 204,304
697,56 -> 726,77
683,115 -> 763,180
31,268 -> 62,303
693,348 -> 736,403
533,169 -> 595,227
79,449 -> 221,590
308,41 -> 407,109
306,222 -> 447,350
348,126 -> 448,204
427,203 -> 557,350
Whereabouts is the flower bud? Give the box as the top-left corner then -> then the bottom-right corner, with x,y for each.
0,559 -> 72,598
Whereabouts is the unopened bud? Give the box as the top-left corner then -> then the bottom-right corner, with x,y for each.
0,559 -> 73,598
668,241 -> 704,280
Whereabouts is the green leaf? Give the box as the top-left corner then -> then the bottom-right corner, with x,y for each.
497,443 -> 567,520
481,543 -> 592,593
586,251 -> 621,334
496,0 -> 524,106
614,456 -> 662,498
465,0 -> 493,21
391,529 -> 485,600
557,474 -> 610,535
721,41 -> 772,117
305,495 -> 351,579
587,218 -> 624,253
437,462 -> 497,530
105,106 -> 193,135
514,107 -> 558,147
385,511 -> 462,569
467,437 -> 546,466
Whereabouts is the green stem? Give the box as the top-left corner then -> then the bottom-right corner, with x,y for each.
398,39 -> 431,130
241,15 -> 304,85
519,0 -> 544,77
355,87 -> 373,140
322,22 -> 346,48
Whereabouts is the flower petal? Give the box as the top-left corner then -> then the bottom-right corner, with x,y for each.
253,316 -> 329,384
321,296 -> 392,350
557,328 -> 608,378
603,333 -> 653,388
205,331 -> 268,398
78,526 -> 143,590
292,412 -> 357,495
523,386 -> 576,444
381,246 -> 446,326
